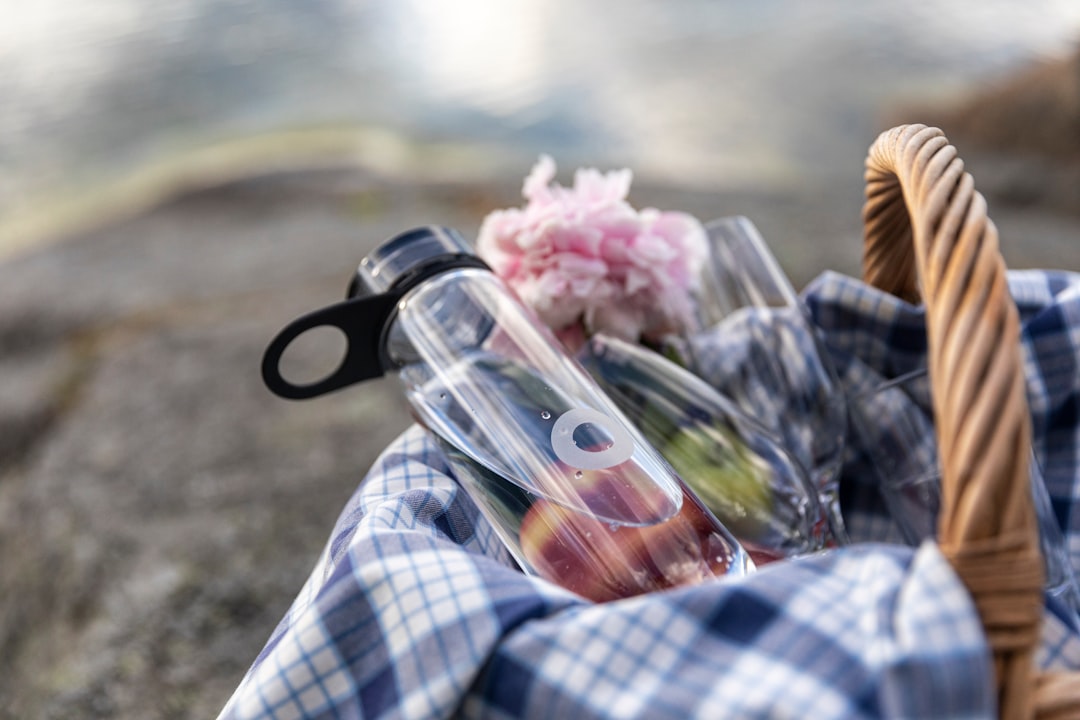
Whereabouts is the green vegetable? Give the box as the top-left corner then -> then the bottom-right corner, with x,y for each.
660,424 -> 773,539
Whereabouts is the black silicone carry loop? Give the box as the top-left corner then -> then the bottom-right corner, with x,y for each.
261,293 -> 400,400
261,253 -> 491,400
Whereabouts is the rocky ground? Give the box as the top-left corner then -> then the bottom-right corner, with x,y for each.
1,50 -> 1077,719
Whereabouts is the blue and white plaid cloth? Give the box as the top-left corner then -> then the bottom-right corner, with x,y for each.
220,270 -> 1080,720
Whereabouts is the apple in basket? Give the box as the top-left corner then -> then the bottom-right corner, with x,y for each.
518,462 -> 781,603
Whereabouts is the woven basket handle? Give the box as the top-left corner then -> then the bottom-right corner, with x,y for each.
862,124 -> 1080,718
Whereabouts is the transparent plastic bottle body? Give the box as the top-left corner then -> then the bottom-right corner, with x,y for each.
261,226 -> 754,602
386,269 -> 752,602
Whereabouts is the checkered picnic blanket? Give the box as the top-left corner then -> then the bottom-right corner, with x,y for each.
219,270 -> 1080,720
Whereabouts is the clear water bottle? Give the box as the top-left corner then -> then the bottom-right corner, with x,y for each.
262,226 -> 752,602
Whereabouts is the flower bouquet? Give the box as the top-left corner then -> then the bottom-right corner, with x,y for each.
476,155 -> 707,353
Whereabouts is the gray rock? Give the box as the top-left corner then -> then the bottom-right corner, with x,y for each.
0,170 -> 432,719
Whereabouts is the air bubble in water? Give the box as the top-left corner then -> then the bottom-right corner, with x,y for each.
574,471 -> 583,479
540,411 -> 551,420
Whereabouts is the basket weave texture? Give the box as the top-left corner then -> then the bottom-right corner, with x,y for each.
863,124 -> 1080,719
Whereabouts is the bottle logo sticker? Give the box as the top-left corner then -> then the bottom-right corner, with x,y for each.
550,408 -> 634,470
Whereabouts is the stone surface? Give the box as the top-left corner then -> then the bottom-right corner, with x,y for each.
0,172 -> 431,719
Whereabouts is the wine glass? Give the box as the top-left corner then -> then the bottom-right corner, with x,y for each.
851,367 -> 1080,618
578,333 -> 828,562
674,216 -> 850,544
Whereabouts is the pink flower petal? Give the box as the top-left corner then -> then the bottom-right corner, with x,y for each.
523,155 -> 557,203
587,301 -> 645,343
476,156 -> 708,344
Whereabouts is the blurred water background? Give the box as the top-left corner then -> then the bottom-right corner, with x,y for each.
4,0 -> 1080,256
2,3 -> 1079,719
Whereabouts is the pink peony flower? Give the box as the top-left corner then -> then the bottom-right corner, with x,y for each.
477,156 -> 708,349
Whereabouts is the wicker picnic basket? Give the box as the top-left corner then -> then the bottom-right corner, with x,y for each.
862,124 -> 1080,719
